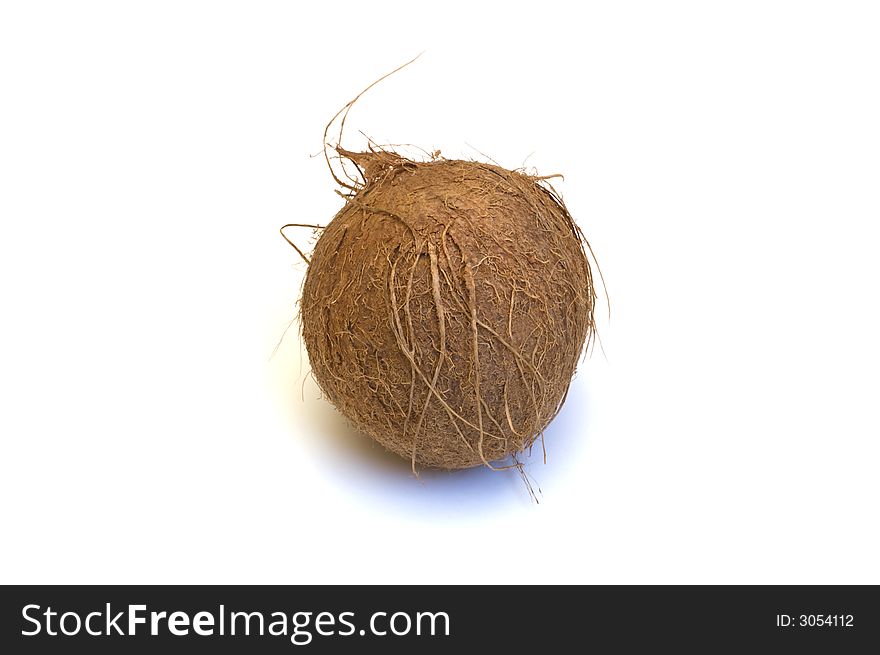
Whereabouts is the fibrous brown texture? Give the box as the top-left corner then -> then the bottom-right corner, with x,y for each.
300,145 -> 597,471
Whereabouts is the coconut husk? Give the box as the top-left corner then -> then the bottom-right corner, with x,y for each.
299,144 -> 597,471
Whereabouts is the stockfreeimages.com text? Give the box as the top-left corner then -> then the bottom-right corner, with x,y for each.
22,604 -> 450,645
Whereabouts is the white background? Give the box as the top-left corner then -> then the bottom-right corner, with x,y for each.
1,1 -> 878,584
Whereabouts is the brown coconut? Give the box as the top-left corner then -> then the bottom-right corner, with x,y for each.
299,145 -> 597,471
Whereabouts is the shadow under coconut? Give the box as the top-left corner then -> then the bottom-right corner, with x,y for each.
297,371 -> 594,516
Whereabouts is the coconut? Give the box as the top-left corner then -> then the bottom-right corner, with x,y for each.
298,143 -> 597,471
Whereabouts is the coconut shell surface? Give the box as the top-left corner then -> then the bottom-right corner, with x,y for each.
301,149 -> 596,470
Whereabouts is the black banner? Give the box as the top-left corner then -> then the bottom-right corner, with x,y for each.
2,585 -> 878,652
